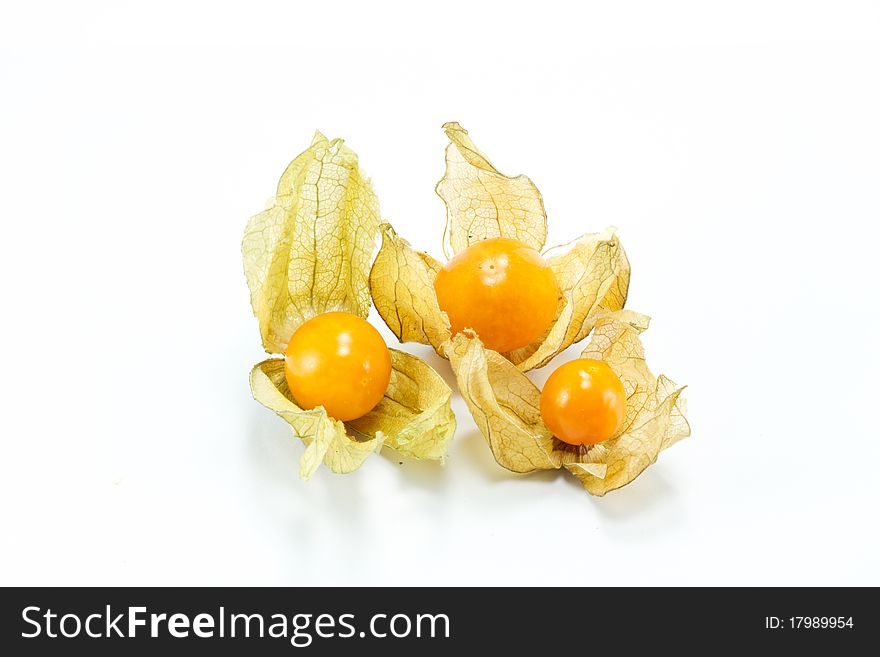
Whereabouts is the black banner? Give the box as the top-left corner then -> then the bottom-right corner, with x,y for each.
0,587 -> 872,653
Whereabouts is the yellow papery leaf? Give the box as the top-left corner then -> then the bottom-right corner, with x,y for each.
249,359 -> 379,480
564,385 -> 686,496
243,132 -> 381,354
448,333 -> 556,473
369,223 -> 451,354
348,349 -> 456,460
250,351 -> 457,477
436,122 -> 547,257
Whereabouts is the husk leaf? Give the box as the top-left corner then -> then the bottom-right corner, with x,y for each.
244,134 -> 456,478
369,223 -> 451,354
243,131 -> 381,354
250,350 -> 456,478
436,122 -> 547,257
449,311 -> 690,495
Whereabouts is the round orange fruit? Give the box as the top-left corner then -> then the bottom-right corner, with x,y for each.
284,312 -> 391,421
434,237 -> 558,353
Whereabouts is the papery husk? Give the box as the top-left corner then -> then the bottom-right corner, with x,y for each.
448,311 -> 690,495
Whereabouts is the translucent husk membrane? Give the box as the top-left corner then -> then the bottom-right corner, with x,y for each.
243,132 -> 455,479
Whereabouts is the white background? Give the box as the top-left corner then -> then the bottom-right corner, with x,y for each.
1,1 -> 878,586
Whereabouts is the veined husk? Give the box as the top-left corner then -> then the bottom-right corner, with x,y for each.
448,311 -> 689,495
243,132 -> 456,479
